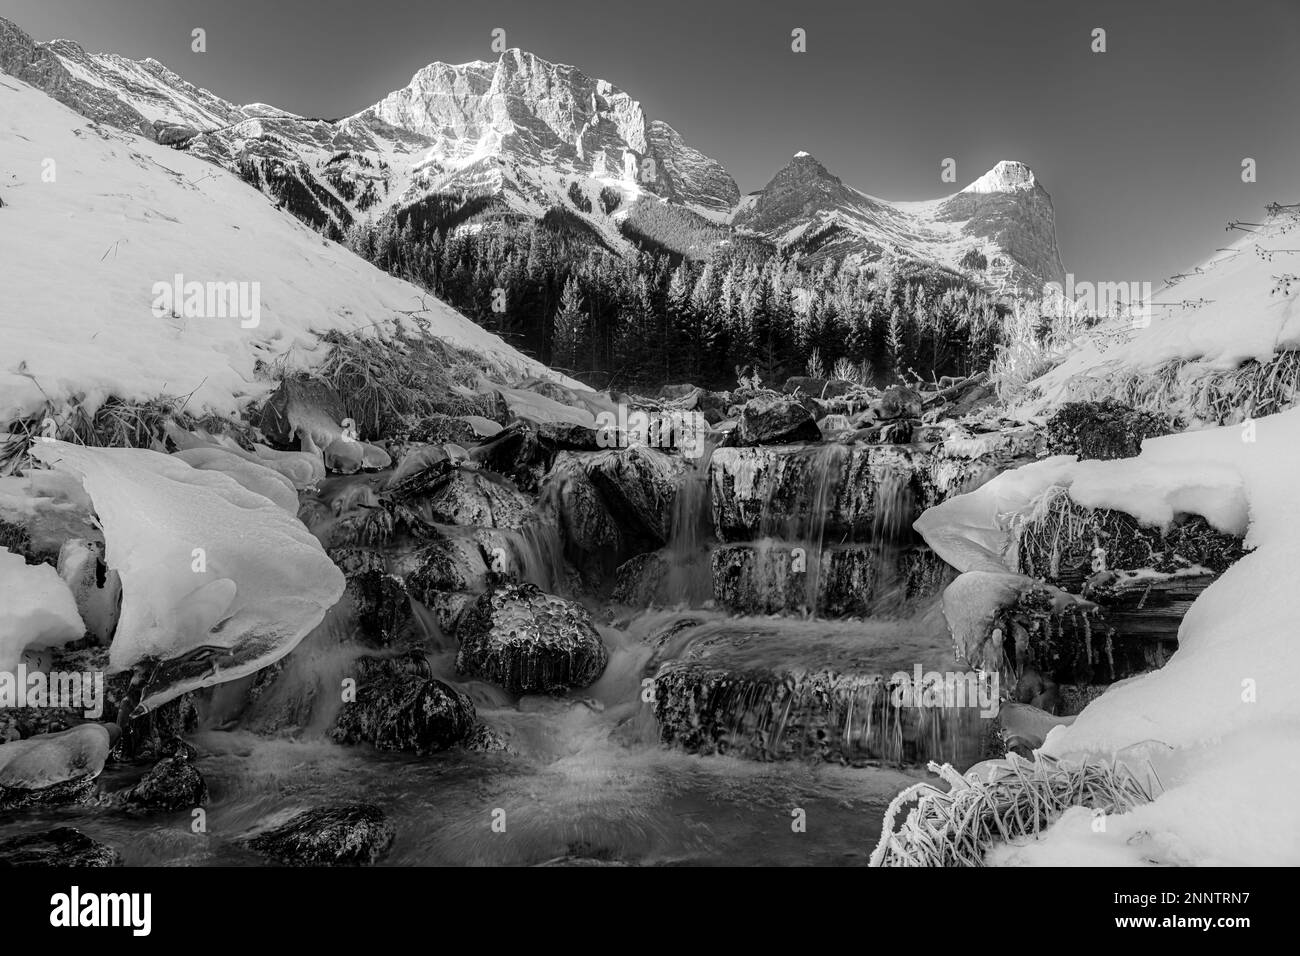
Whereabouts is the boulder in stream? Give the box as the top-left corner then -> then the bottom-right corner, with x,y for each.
123,752 -> 208,812
331,656 -> 476,754
244,804 -> 395,866
456,582 -> 608,695
0,827 -> 122,867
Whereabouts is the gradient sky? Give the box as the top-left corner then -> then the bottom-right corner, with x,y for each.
5,0 -> 1298,283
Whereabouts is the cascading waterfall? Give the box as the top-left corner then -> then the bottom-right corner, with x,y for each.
660,433 -> 719,606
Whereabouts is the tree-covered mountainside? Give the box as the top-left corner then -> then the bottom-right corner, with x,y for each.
345,202 -> 1011,391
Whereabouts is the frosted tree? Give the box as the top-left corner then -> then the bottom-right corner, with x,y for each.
552,275 -> 586,372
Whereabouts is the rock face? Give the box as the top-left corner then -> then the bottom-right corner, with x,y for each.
456,583 -> 608,694
0,827 -> 122,867
0,17 -> 739,242
723,394 -> 822,447
244,804 -> 395,866
331,656 -> 476,754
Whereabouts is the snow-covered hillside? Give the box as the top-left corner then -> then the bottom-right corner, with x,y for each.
0,74 -> 568,425
1022,204 -> 1300,420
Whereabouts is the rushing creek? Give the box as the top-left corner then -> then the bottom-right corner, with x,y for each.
3,435 -> 996,865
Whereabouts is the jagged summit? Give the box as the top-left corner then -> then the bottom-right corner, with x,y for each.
962,160 -> 1038,194
730,150 -> 1063,290
0,13 -> 1065,289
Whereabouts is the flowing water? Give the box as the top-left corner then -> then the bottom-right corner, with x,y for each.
3,441 -> 988,866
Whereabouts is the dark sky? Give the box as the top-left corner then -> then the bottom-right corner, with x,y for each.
5,0 -> 1298,283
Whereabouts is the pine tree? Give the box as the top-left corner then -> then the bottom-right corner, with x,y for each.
552,275 -> 586,372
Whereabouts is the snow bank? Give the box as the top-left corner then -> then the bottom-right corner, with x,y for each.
0,76 -> 576,425
914,411 -> 1300,864
0,547 -> 85,671
30,441 -> 344,712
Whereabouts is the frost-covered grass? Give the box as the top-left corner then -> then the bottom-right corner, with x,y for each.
869,754 -> 1155,867
989,302 -> 1100,405
1025,349 -> 1300,427
313,329 -> 499,438
0,395 -> 225,475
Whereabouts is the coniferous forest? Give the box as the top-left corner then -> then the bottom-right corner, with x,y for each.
341,196 -> 1012,391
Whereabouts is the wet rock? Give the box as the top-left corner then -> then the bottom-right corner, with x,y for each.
723,393 -> 821,446
657,384 -> 731,423
542,454 -> 623,559
331,656 -> 476,754
652,652 -> 988,768
709,443 -> 930,543
878,420 -> 914,444
547,446 -> 684,548
123,754 -> 208,812
471,421 -> 551,491
456,582 -> 608,694
464,723 -> 513,754
816,413 -> 854,437
419,470 -> 533,530
0,827 -> 122,867
613,551 -> 671,605
536,420 -> 601,450
244,804 -> 395,866
404,536 -> 491,596
711,543 -> 951,617
329,548 -> 412,646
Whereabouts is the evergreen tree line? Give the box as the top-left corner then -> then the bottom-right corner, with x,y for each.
343,202 -> 1012,392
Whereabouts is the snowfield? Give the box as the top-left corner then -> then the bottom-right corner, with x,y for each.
916,412 -> 1300,865
0,74 -> 571,426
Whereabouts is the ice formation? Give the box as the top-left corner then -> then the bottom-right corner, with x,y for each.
0,547 -> 86,672
30,441 -> 344,712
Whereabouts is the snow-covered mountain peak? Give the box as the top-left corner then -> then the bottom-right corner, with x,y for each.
962,160 -> 1038,194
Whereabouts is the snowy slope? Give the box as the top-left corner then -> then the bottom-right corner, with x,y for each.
1023,204 -> 1300,414
16,25 -> 742,247
0,74 -> 571,424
